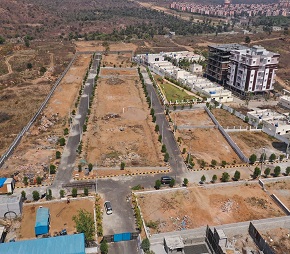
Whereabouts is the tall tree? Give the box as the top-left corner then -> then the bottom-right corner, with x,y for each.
73,209 -> 95,242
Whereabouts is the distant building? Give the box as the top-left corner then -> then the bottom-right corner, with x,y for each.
189,63 -> 203,74
279,89 -> 290,109
0,195 -> 22,218
205,44 -> 248,85
227,45 -> 279,95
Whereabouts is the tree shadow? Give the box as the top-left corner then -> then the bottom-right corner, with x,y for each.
272,141 -> 287,152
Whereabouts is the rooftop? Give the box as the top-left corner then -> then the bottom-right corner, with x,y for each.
0,195 -> 21,204
164,236 -> 184,249
0,178 -> 7,188
0,234 -> 86,254
35,207 -> 50,227
209,43 -> 248,51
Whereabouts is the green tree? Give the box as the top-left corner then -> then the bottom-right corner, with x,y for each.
182,148 -> 186,154
59,189 -> 65,198
27,63 -> 33,69
249,154 -> 257,164
120,162 -> 125,170
161,144 -> 167,153
0,35 -> 5,44
279,154 -> 284,161
40,66 -> 47,74
152,115 -> 156,122
150,108 -> 155,115
72,188 -> 78,197
201,175 -> 206,183
141,238 -> 150,252
155,125 -> 159,132
32,190 -> 40,201
245,36 -> 251,44
50,164 -> 56,174
286,167 -> 290,176
183,178 -> 189,186
23,176 -> 28,186
212,174 -> 217,183
46,189 -> 52,200
269,153 -> 276,162
221,172 -> 230,182
88,163 -> 93,172
169,178 -> 175,187
253,167 -> 261,178
164,152 -> 169,162
84,187 -> 89,196
56,151 -> 61,159
64,128 -> 69,135
211,159 -> 217,167
274,166 -> 281,177
158,135 -> 162,142
73,209 -> 95,242
21,191 -> 26,200
36,176 -> 42,184
221,160 -> 227,167
234,170 -> 241,181
155,179 -> 161,190
100,240 -> 109,254
59,137 -> 66,146
264,167 -> 271,177
260,153 -> 267,162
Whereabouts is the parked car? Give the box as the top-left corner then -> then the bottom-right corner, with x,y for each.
161,176 -> 173,184
104,201 -> 113,215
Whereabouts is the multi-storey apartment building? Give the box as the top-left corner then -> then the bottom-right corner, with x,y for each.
205,44 -> 247,85
227,45 -> 279,95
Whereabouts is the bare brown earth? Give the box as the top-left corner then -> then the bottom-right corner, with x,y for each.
74,41 -> 138,53
230,132 -> 287,158
0,54 -> 91,185
81,57 -> 163,168
265,180 -> 290,211
19,198 -> 94,239
171,110 -> 214,127
138,185 -> 284,234
211,108 -> 249,128
262,227 -> 290,253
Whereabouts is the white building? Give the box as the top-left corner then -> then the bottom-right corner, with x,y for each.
227,45 -> 279,95
189,63 -> 203,74
279,89 -> 290,109
0,195 -> 22,218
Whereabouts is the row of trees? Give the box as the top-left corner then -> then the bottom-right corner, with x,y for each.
249,153 -> 284,164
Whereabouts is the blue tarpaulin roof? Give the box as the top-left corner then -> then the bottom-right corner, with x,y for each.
35,207 -> 49,228
0,234 -> 86,254
0,178 -> 7,188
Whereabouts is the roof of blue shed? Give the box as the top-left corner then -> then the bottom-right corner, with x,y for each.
35,207 -> 50,228
0,178 -> 7,188
0,234 -> 86,254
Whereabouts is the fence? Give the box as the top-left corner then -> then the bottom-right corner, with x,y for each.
248,222 -> 275,254
204,106 -> 249,163
270,194 -> 290,215
222,104 -> 246,121
205,226 -> 224,254
0,53 -> 79,168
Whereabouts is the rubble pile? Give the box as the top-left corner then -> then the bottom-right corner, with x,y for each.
38,113 -> 59,132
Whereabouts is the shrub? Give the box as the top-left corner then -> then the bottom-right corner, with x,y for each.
59,189 -> 65,198
155,180 -> 161,190
141,238 -> 150,252
221,161 -> 227,167
183,178 -> 189,186
21,191 -> 26,200
23,176 -> 28,186
161,144 -> 167,153
212,174 -> 217,183
169,178 -> 175,187
182,148 -> 186,154
155,125 -> 159,132
84,187 -> 89,196
274,166 -> 281,177
120,162 -> 125,170
253,167 -> 261,178
211,159 -> 217,167
32,191 -> 40,201
233,170 -> 241,181
72,188 -> 78,197
152,116 -> 156,122
269,153 -> 276,162
100,240 -> 109,254
50,164 -> 56,174
56,151 -> 61,159
201,175 -> 206,183
78,164 -> 82,172
221,172 -> 230,182
59,137 -> 66,146
88,163 -> 93,172
264,167 -> 271,177
249,154 -> 257,164
164,152 -> 169,162
46,189 -> 52,200
158,135 -> 162,142
36,176 -> 42,184
64,128 -> 69,135
286,167 -> 290,176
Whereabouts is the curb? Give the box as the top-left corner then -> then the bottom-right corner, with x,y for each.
73,169 -> 171,180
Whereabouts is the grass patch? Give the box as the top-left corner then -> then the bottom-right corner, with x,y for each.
105,151 -> 121,159
159,81 -> 196,103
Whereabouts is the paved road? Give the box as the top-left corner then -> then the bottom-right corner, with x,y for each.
141,69 -> 187,174
52,54 -> 101,188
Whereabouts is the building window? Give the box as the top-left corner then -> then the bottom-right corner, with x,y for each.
155,58 -> 159,61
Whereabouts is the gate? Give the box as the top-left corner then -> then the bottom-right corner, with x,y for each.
113,232 -> 131,242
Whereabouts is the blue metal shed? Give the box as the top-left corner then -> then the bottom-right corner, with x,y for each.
0,233 -> 86,254
35,207 -> 50,236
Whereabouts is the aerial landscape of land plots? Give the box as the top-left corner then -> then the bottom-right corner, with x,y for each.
0,53 -> 91,184
19,198 -> 94,239
80,53 -> 164,176
137,184 -> 285,234
170,109 -> 241,167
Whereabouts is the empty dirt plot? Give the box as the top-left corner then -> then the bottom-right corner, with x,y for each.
83,67 -> 163,167
102,52 -> 133,68
138,185 -> 284,234
229,131 -> 287,158
19,198 -> 94,239
265,180 -> 290,210
261,227 -> 290,253
0,54 -> 91,180
211,108 -> 249,128
171,110 -> 214,127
